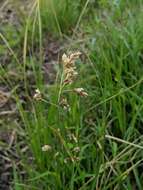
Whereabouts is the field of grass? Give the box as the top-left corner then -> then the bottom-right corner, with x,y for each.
1,0 -> 143,189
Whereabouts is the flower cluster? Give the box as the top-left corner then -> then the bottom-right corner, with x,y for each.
59,97 -> 70,110
74,88 -> 88,97
62,51 -> 81,85
33,89 -> 42,101
61,51 -> 88,97
59,51 -> 88,110
42,144 -> 52,152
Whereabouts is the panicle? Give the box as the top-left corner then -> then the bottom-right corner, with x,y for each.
62,51 -> 81,85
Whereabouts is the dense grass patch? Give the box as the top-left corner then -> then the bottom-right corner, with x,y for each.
1,0 -> 143,190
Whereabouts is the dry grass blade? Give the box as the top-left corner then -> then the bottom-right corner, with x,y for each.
0,90 -> 10,107
105,134 -> 143,150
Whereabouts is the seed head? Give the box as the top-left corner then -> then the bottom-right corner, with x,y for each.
62,52 -> 81,85
42,144 -> 52,152
73,147 -> 80,153
74,88 -> 88,97
60,97 -> 70,110
33,89 -> 42,100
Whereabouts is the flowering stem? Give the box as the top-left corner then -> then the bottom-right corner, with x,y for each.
41,98 -> 59,108
58,72 -> 65,103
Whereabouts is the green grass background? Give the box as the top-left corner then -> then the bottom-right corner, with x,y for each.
1,0 -> 143,189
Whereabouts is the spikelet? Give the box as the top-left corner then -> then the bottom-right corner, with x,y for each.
42,144 -> 52,152
33,89 -> 42,100
62,51 -> 81,85
60,97 -> 70,110
74,88 -> 88,97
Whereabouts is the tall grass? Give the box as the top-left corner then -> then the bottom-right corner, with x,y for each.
1,0 -> 143,189
38,0 -> 90,35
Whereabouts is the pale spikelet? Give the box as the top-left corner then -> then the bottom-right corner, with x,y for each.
74,88 -> 88,97
64,156 -> 80,163
62,51 -> 81,85
69,51 -> 82,63
68,133 -> 78,143
73,147 -> 80,153
42,144 -> 52,152
62,53 -> 70,66
60,97 -> 70,110
62,51 -> 81,67
33,89 -> 42,100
